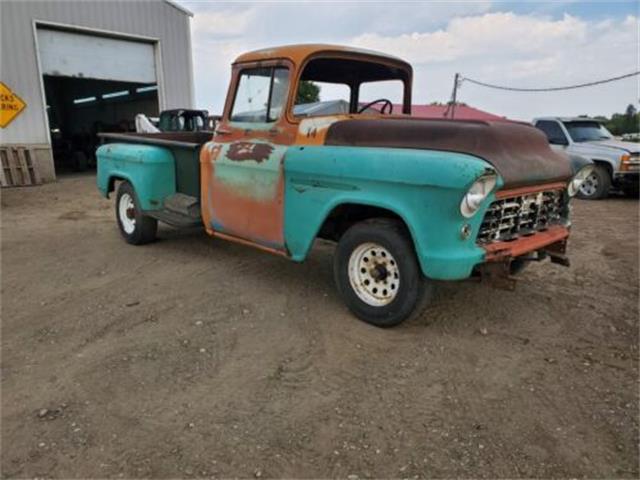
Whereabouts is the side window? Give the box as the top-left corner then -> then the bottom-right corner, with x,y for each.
293,81 -> 351,117
359,80 -> 404,109
535,120 -> 568,145
230,67 -> 289,123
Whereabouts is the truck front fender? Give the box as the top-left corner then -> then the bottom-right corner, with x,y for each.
283,146 -> 499,280
96,143 -> 176,211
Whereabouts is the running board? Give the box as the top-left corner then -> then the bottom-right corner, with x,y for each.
147,193 -> 203,228
163,193 -> 201,219
149,209 -> 202,228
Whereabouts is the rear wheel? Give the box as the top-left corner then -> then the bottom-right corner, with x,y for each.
334,219 -> 430,327
115,181 -> 157,245
576,164 -> 611,200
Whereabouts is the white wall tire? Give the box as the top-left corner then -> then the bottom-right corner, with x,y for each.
118,192 -> 137,235
115,181 -> 158,245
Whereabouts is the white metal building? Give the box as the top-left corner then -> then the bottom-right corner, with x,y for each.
0,0 -> 194,181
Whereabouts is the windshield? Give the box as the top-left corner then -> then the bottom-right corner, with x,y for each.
563,121 -> 613,142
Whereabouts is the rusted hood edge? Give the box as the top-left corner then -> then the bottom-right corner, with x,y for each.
324,118 -> 573,188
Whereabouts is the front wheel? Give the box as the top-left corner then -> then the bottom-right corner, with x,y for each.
333,219 -> 430,327
115,181 -> 158,245
576,164 -> 611,200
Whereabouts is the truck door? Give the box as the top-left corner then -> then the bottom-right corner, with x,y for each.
201,63 -> 295,253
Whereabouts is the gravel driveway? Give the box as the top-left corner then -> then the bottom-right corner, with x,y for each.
2,174 -> 638,478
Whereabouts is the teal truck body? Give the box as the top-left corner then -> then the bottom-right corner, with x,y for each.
96,44 -> 589,327
282,146 -> 498,280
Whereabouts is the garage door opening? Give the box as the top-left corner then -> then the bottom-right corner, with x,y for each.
37,27 -> 160,174
43,76 -> 158,173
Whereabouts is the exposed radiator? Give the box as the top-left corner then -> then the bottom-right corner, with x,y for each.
477,189 -> 565,244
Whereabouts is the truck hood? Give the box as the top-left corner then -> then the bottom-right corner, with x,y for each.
324,118 -> 572,188
580,138 -> 640,154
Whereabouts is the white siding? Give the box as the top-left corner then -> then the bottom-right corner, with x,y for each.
0,0 -> 194,145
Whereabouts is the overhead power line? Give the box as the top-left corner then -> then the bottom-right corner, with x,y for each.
461,71 -> 640,92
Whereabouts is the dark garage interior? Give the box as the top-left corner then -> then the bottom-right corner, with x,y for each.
43,76 -> 159,173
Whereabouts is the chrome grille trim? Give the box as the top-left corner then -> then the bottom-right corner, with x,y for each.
477,189 -> 565,244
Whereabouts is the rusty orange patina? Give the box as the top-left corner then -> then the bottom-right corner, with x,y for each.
199,142 -> 220,237
226,142 -> 275,163
483,225 -> 570,261
201,138 -> 287,250
495,182 -> 568,199
233,44 -> 410,71
209,173 -> 286,249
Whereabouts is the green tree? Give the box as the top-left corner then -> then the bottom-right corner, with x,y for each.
296,81 -> 320,104
602,104 -> 639,136
625,104 -> 637,117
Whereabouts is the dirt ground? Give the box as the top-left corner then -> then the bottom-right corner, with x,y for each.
1,174 -> 638,479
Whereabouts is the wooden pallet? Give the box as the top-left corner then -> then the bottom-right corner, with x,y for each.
0,147 -> 42,187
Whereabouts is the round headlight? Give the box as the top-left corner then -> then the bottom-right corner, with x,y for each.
460,174 -> 497,218
567,165 -> 595,197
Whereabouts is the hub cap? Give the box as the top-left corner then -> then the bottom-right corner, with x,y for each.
348,242 -> 400,307
118,193 -> 136,234
579,172 -> 599,197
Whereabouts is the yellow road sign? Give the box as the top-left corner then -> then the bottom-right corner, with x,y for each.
0,82 -> 26,128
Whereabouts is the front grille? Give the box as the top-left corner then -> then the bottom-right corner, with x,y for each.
477,189 -> 565,244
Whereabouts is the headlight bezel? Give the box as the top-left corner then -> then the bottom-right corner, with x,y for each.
460,173 -> 498,218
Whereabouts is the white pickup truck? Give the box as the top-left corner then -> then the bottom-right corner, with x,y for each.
533,117 -> 639,199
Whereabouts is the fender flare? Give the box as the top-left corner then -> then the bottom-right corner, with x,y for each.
297,196 -> 426,272
104,172 -> 134,198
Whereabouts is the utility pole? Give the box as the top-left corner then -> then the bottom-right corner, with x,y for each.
451,73 -> 460,119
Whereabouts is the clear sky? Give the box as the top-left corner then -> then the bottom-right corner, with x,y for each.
177,1 -> 639,121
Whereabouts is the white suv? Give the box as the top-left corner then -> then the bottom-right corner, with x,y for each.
533,117 -> 639,199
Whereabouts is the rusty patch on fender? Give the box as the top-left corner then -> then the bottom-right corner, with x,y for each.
226,142 -> 274,163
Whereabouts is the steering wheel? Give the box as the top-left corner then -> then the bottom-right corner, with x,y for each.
358,98 -> 393,115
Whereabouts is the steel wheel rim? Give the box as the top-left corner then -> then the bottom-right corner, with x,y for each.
348,242 -> 400,307
118,193 -> 136,234
580,173 -> 599,196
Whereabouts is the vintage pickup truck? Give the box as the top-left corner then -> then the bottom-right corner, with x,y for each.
97,44 -> 593,327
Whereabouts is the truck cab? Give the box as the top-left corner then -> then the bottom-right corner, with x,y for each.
97,44 -> 590,327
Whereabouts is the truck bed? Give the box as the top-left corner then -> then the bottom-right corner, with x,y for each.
98,131 -> 213,227
99,131 -> 213,148
99,131 -> 212,199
